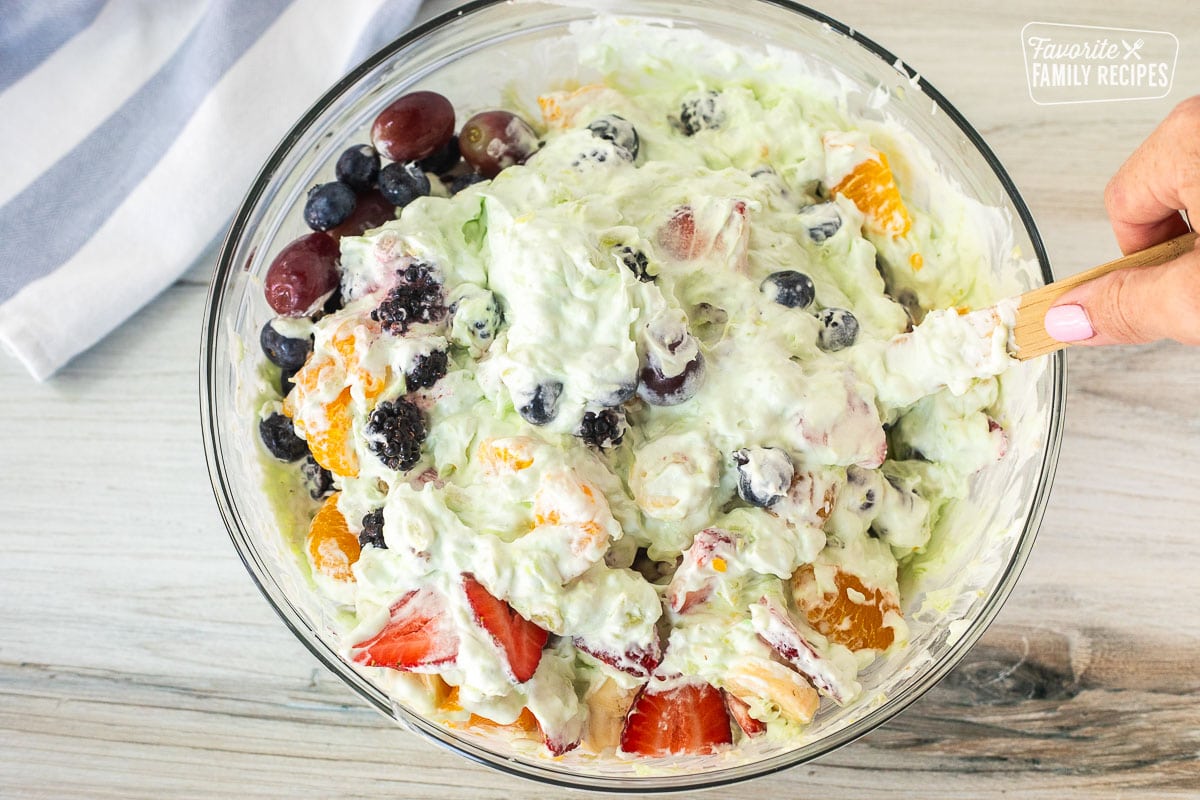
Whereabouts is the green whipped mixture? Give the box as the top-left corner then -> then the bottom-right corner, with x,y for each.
261,31 -> 1020,759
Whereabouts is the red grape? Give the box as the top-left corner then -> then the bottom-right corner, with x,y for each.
371,90 -> 455,162
330,189 -> 395,240
459,110 -> 538,178
264,233 -> 340,316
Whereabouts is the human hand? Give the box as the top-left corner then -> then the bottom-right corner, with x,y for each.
1044,96 -> 1199,346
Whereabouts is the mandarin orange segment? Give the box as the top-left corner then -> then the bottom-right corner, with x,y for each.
440,685 -> 540,734
537,84 -> 606,128
478,437 -> 534,475
305,387 -> 359,478
305,492 -> 360,582
832,151 -> 912,238
793,565 -> 898,651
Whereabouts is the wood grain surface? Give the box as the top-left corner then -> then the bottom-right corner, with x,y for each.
3,1 -> 1199,797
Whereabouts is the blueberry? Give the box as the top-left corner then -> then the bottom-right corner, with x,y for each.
517,381 -> 563,426
449,172 -> 487,194
616,246 -> 655,282
799,203 -> 842,243
761,270 -> 815,309
279,364 -> 299,396
586,114 -> 639,160
417,134 -> 461,175
679,90 -> 724,135
818,307 -> 859,351
301,456 -> 334,499
638,352 -> 705,406
335,144 -> 380,192
600,380 -> 638,407
259,412 -> 309,462
365,398 -> 426,471
732,447 -> 794,508
259,320 -> 312,370
359,509 -> 387,549
378,162 -> 431,207
578,408 -> 626,449
303,182 -> 357,231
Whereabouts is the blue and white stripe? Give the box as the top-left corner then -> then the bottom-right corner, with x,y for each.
0,0 -> 421,380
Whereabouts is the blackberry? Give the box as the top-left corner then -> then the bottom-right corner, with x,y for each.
366,398 -> 426,471
359,509 -> 387,549
679,90 -> 725,135
301,456 -> 335,499
335,144 -> 381,192
406,349 -> 449,390
303,182 -> 357,231
578,409 -> 626,450
616,246 -> 655,282
517,381 -> 563,426
371,262 -> 447,335
259,412 -> 309,462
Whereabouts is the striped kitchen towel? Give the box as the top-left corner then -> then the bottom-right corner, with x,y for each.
0,0 -> 423,381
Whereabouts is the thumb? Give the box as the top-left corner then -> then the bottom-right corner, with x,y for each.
1044,243 -> 1200,346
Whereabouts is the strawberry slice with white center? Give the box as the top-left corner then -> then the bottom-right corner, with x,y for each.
618,682 -> 733,757
666,527 -> 738,613
722,690 -> 766,737
462,574 -> 549,684
350,589 -> 458,671
572,638 -> 661,679
753,596 -> 860,705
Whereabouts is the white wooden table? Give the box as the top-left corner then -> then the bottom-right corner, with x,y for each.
3,2 -> 1199,797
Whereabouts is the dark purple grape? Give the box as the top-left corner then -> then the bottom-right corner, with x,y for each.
371,90 -> 455,162
303,182 -> 356,231
264,233 -> 340,317
459,110 -> 538,178
330,189 -> 395,240
259,320 -> 312,370
638,353 -> 705,406
335,144 -> 381,192
377,162 -> 430,208
417,134 -> 461,175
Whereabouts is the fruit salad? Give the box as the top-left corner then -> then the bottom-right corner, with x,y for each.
252,38 -> 1019,761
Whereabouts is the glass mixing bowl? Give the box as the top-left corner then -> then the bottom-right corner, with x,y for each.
201,0 -> 1065,791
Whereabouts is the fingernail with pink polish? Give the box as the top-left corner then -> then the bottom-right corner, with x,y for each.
1044,304 -> 1095,343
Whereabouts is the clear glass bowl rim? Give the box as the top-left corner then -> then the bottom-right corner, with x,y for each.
199,0 -> 1067,791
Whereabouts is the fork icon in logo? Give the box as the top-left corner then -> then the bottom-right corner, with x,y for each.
1122,38 -> 1145,60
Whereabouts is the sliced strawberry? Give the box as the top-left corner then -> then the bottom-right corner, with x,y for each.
462,574 -> 548,683
722,690 -> 766,737
754,596 -> 859,705
619,682 -> 733,757
573,638 -> 661,679
666,528 -> 737,613
657,206 -> 700,260
350,589 -> 458,670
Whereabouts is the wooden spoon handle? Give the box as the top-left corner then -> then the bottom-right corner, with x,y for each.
1012,230 -> 1198,360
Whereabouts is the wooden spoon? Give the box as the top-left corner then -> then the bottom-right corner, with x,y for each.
1011,230 -> 1198,360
